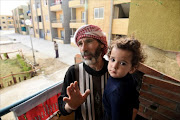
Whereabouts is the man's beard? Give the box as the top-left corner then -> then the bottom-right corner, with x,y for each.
81,45 -> 102,65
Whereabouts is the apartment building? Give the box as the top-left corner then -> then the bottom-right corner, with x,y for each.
50,0 -> 71,44
12,5 -> 30,35
69,0 -> 179,51
29,0 -> 71,44
69,0 -> 130,46
0,15 -> 14,30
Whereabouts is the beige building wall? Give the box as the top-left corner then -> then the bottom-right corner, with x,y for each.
76,8 -> 84,21
128,0 -> 180,51
88,0 -> 111,41
56,11 -> 63,20
41,0 -> 51,40
31,0 -> 40,38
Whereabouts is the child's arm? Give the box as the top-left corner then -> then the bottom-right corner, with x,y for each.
132,108 -> 138,120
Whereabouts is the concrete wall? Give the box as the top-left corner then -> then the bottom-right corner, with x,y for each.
128,0 -> 180,51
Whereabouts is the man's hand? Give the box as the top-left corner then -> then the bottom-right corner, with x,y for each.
63,81 -> 90,112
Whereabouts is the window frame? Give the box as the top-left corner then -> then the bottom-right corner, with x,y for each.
94,7 -> 104,19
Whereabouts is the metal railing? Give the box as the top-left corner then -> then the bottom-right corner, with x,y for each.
70,19 -> 85,23
51,1 -> 62,6
0,81 -> 63,118
54,37 -> 64,40
51,18 -> 63,23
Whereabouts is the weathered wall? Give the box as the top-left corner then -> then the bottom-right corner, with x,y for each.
128,0 -> 180,51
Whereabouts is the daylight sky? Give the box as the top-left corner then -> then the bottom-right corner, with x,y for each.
0,0 -> 29,16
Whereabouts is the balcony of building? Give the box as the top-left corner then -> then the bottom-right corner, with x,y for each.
53,37 -> 64,44
69,19 -> 85,28
21,31 -> 27,35
112,3 -> 130,35
7,18 -> 13,21
50,2 -> 62,12
69,0 -> 85,8
19,13 -> 24,18
112,18 -> 129,35
39,22 -> 43,29
114,0 -> 131,5
51,19 -> 63,28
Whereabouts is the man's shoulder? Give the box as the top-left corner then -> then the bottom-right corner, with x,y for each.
67,62 -> 83,72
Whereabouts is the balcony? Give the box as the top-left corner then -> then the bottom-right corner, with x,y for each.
112,18 -> 129,35
69,0 -> 84,8
69,19 -> 85,28
37,8 -> 41,16
7,19 -> 13,21
20,24 -> 25,27
114,0 -> 131,5
50,3 -> 62,11
19,14 -> 24,18
39,22 -> 43,29
51,19 -> 63,28
29,24 -> 33,27
22,31 -> 27,35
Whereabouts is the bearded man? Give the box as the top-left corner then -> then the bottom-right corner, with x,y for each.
58,25 -> 109,120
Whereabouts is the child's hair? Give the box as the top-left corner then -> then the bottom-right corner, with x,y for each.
108,37 -> 145,68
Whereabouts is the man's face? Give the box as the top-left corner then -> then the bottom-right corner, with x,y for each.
77,38 -> 103,65
108,47 -> 134,78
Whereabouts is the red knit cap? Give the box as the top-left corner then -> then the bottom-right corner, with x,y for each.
74,25 -> 108,57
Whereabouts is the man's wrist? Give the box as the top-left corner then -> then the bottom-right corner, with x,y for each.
65,103 -> 74,113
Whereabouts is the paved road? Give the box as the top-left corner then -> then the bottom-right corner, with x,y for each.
7,31 -> 80,66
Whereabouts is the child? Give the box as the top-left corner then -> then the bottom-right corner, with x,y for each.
103,38 -> 145,120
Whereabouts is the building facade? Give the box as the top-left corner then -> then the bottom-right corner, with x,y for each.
12,5 -> 30,35
0,15 -> 14,30
13,0 -> 179,51
29,0 -> 71,43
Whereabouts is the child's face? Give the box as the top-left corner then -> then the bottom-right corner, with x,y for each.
108,47 -> 134,78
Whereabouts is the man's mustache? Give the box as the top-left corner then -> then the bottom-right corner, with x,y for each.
81,51 -> 93,57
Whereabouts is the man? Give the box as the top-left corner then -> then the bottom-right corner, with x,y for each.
58,25 -> 109,120
54,41 -> 59,58
58,25 -> 139,120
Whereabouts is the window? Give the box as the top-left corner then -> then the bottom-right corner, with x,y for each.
82,12 -> 85,22
46,29 -> 50,36
94,7 -> 104,19
38,16 -> 42,22
60,30 -> 64,39
2,17 -> 4,19
37,3 -> 40,8
3,22 -> 5,24
55,0 -> 62,4
60,14 -> 63,22
35,17 -> 37,22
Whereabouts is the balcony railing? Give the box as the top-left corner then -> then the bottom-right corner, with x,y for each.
70,19 -> 85,23
51,19 -> 63,23
51,1 -> 62,6
0,81 -> 63,118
